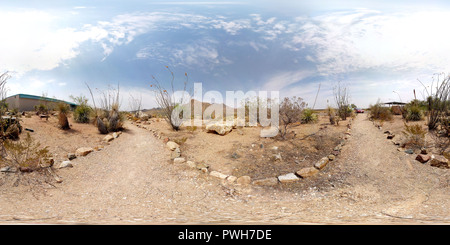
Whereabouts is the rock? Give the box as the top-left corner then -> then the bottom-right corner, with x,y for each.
314,157 -> 330,170
278,173 -> 300,183
19,167 -> 33,172
404,149 -> 414,154
40,157 -> 54,168
271,146 -> 279,151
76,147 -> 94,156
210,171 -> 228,180
226,175 -> 237,184
112,132 -> 119,138
68,153 -> 77,160
296,167 -> 319,178
103,134 -> 114,142
420,148 -> 428,154
328,155 -> 336,161
186,161 -> 196,168
273,153 -> 282,161
260,127 -> 278,138
166,141 -> 180,151
252,177 -> 279,186
173,157 -> 186,164
334,145 -> 342,151
171,147 -> 181,159
196,163 -> 209,170
231,152 -> 240,159
430,155 -> 450,169
58,161 -> 73,169
415,154 -> 430,163
387,134 -> 395,139
0,166 -> 16,173
206,122 -> 233,135
236,176 -> 252,185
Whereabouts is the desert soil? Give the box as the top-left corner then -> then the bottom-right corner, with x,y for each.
0,113 -> 449,224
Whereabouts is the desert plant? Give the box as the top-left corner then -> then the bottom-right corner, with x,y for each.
278,96 -> 306,139
1,132 -> 51,172
301,108 -> 318,124
326,106 -> 337,125
151,66 -> 190,131
402,122 -> 426,149
418,73 -> 450,130
333,81 -> 351,120
70,95 -> 92,123
369,100 -> 392,121
405,105 -> 424,122
86,83 -> 124,134
56,103 -> 70,130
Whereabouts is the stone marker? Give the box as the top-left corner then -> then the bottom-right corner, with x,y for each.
296,167 -> 319,178
76,147 -> 94,156
252,177 -> 279,186
314,157 -> 330,170
210,171 -> 228,180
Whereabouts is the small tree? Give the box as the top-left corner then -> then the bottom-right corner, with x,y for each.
278,96 -> 306,139
151,66 -> 190,131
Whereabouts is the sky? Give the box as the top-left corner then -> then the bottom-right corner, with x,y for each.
1,0 -> 450,110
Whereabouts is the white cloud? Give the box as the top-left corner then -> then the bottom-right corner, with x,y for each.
0,10 -> 108,75
287,9 -> 450,75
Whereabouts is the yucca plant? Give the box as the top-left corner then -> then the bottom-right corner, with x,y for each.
301,108 -> 318,124
57,103 -> 70,130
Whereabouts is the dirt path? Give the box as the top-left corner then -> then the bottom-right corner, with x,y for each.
0,115 -> 449,224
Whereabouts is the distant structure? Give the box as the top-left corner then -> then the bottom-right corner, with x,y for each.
383,101 -> 406,107
5,94 -> 77,112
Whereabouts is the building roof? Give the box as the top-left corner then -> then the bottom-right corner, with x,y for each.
383,101 -> 406,105
6,94 -> 77,106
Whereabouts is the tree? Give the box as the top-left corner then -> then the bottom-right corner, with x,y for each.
278,96 -> 306,140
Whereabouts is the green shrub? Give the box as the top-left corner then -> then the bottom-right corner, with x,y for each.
301,108 -> 318,124
405,105 -> 423,121
369,102 -> 392,121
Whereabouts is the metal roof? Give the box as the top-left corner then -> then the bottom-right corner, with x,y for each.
6,94 -> 77,106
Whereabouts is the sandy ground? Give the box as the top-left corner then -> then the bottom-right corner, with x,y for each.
0,113 -> 449,224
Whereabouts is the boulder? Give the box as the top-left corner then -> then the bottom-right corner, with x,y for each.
236,176 -> 252,185
171,147 -> 181,159
430,155 -> 450,169
166,141 -> 180,151
278,173 -> 300,183
226,175 -> 237,184
58,161 -> 73,169
76,147 -> 94,156
296,167 -> 319,178
173,157 -> 186,164
415,154 -> 430,163
328,155 -> 336,161
314,157 -> 330,170
206,122 -> 233,135
68,153 -> 77,160
186,161 -> 197,168
252,177 -> 279,186
210,171 -> 228,180
103,134 -> 114,142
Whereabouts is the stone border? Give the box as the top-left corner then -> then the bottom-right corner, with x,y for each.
134,118 -> 354,187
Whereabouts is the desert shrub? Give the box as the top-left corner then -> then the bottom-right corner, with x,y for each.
56,103 -> 70,130
326,106 -> 338,125
34,103 -> 49,115
419,73 -> 450,130
402,122 -> 426,148
333,82 -> 351,120
86,83 -> 124,134
405,105 -> 424,121
151,66 -> 190,131
278,96 -> 306,139
301,108 -> 318,124
70,95 -> 92,123
369,101 -> 392,121
1,132 -> 51,171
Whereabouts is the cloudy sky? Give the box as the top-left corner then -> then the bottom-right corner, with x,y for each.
2,0 -> 450,110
